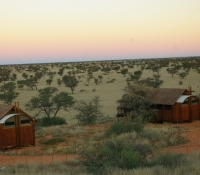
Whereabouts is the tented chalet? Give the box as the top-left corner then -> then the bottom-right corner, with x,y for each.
149,87 -> 200,122
0,102 -> 36,151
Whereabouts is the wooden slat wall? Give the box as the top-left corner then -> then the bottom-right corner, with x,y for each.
157,110 -> 163,121
181,106 -> 190,122
172,103 -> 179,122
163,110 -> 172,121
191,104 -> 199,120
0,125 -> 35,150
20,126 -> 34,146
0,125 -> 3,146
3,128 -> 17,147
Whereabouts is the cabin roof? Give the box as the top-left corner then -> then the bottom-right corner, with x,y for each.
0,104 -> 33,120
149,88 -> 188,105
0,104 -> 13,120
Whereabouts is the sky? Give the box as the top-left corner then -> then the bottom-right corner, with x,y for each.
0,0 -> 200,65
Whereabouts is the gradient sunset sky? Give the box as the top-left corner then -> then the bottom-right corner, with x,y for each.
0,0 -> 200,65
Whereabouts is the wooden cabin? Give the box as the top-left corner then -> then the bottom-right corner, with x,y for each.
149,87 -> 200,122
0,102 -> 36,151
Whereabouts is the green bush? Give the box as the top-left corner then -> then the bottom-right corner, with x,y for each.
179,80 -> 183,85
105,121 -> 135,136
149,153 -> 186,169
36,117 -> 67,127
80,139 -> 143,174
106,118 -> 145,136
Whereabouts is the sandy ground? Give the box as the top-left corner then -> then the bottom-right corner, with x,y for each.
160,120 -> 200,154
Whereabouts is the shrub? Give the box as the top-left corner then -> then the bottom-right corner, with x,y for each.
105,121 -> 135,136
36,117 -> 67,127
92,88 -> 96,92
79,89 -> 85,92
74,96 -> 103,125
179,80 -> 183,85
149,153 -> 186,169
39,137 -> 65,145
80,138 -> 143,174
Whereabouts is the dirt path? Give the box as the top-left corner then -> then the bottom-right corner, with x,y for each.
161,120 -> 200,154
0,154 -> 78,165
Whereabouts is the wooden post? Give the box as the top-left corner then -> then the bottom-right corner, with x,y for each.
14,102 -> 16,113
17,101 -> 21,147
171,105 -> 174,123
162,105 -> 164,122
33,120 -> 36,146
1,125 -> 5,152
180,104 -> 182,123
199,100 -> 200,121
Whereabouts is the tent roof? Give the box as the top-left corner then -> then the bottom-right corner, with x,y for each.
176,95 -> 190,103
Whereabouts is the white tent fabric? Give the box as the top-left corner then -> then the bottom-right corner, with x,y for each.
176,95 -> 189,103
0,113 -> 27,124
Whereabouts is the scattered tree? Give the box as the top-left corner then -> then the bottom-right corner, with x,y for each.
62,75 -> 79,94
179,72 -> 187,79
74,96 -> 103,124
166,65 -> 182,77
121,68 -> 129,77
129,70 -> 142,83
25,87 -> 74,125
46,79 -> 53,86
94,78 -> 98,85
0,82 -> 19,105
139,75 -> 163,88
98,75 -> 103,83
57,78 -> 62,86
117,84 -> 156,122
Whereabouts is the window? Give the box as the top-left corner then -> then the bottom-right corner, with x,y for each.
182,100 -> 188,106
4,121 -> 15,127
156,105 -> 163,109
4,116 -> 15,128
20,116 -> 31,125
191,97 -> 198,104
192,99 -> 198,104
21,119 -> 30,125
165,105 -> 171,110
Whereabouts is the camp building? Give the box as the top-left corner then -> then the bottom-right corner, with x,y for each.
0,102 -> 36,151
149,87 -> 200,123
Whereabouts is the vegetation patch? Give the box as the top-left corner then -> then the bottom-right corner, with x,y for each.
39,137 -> 65,145
36,117 -> 67,127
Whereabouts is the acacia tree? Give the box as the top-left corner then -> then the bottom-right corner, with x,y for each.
74,96 -> 103,124
166,65 -> 182,77
117,84 -> 156,122
151,65 -> 161,74
0,67 -> 12,84
98,75 -> 103,83
0,82 -> 19,105
25,87 -> 74,125
62,75 -> 79,94
129,70 -> 142,83
120,68 -> 128,77
139,74 -> 163,88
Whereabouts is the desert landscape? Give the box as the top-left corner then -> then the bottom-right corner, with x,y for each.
0,57 -> 200,175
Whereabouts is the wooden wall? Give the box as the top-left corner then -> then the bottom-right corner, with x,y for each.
191,103 -> 200,120
156,101 -> 199,123
0,122 -> 35,151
